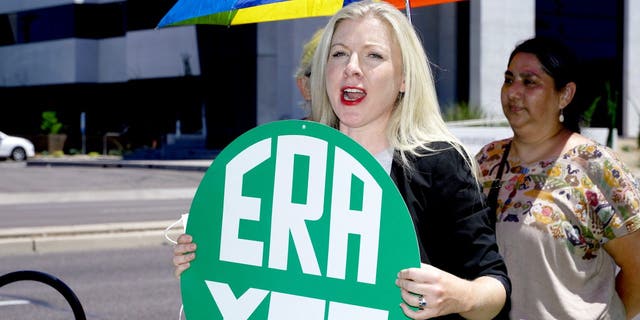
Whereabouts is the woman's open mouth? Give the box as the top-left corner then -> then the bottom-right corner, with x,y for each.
341,87 -> 366,105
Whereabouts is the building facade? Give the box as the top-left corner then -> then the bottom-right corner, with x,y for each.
0,0 -> 636,157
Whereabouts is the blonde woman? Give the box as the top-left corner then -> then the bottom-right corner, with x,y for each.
174,1 -> 510,319
309,1 -> 509,319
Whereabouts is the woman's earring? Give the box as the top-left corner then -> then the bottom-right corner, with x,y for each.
559,109 -> 565,123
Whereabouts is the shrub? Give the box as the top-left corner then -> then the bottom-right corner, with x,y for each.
443,101 -> 485,121
41,111 -> 63,134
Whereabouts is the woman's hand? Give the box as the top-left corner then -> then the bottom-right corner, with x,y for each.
396,263 -> 505,319
173,233 -> 197,279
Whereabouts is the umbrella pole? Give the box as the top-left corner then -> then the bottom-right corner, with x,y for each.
405,0 -> 412,24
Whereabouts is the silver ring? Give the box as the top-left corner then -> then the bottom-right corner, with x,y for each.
417,295 -> 427,308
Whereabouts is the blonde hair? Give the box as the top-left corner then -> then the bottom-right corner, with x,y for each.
295,28 -> 324,80
309,0 -> 479,180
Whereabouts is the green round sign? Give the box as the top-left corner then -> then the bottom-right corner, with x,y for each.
183,119 -> 420,319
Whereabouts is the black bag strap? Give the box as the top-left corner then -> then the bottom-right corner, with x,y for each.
487,141 -> 511,222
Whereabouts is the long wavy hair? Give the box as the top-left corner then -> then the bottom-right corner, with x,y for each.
309,0 -> 479,180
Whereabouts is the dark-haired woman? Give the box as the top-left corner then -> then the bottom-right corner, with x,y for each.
476,37 -> 640,319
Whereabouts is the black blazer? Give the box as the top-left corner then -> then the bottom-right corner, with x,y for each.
390,141 -> 511,319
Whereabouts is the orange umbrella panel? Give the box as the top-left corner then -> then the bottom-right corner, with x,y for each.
386,0 -> 463,10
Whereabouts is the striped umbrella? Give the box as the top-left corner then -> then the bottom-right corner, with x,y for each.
157,0 -> 463,28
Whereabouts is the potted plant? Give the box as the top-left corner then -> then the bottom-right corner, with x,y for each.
41,111 -> 67,154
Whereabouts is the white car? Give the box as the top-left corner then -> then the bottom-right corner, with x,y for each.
0,131 -> 36,161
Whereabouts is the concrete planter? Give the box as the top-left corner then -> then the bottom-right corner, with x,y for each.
47,134 -> 67,153
582,127 -> 617,149
448,126 -> 617,155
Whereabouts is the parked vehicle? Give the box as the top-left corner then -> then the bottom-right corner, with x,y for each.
0,131 -> 36,161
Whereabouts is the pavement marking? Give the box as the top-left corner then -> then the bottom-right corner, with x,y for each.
0,300 -> 30,306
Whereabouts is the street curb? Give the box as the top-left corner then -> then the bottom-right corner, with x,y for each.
0,220 -> 182,256
27,158 -> 211,172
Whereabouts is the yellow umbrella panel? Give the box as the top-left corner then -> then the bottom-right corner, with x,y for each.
157,0 -> 350,28
157,0 -> 464,27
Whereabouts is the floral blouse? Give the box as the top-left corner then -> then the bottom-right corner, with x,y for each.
476,138 -> 640,319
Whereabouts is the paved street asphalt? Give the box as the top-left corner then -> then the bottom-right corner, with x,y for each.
1,138 -> 638,256
0,157 -> 212,256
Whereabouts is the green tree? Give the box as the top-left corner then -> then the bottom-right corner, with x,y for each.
41,111 -> 63,134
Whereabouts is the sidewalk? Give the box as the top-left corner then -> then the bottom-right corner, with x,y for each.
613,137 -> 640,176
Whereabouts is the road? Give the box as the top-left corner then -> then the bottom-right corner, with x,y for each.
0,246 -> 182,320
0,161 -> 204,196
0,162 -> 204,228
1,140 -> 637,319
0,161 -> 205,319
1,198 -> 192,229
